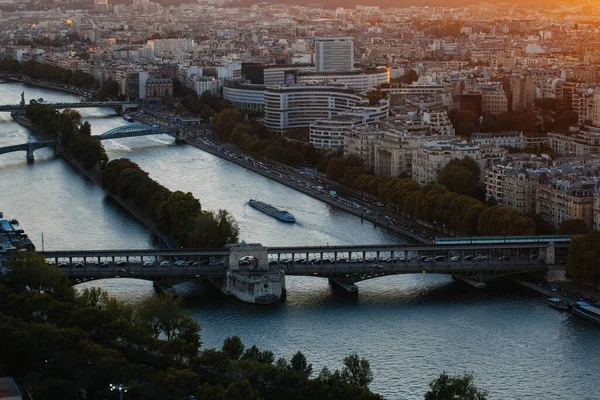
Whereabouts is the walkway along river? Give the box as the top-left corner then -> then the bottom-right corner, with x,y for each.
1,83 -> 599,400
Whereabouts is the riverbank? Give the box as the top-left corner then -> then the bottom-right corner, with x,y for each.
61,152 -> 173,248
184,136 -> 427,243
19,77 -> 91,98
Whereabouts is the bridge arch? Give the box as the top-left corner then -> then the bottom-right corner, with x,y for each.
94,123 -> 180,141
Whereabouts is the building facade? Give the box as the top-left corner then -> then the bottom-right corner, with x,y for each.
314,37 -> 354,73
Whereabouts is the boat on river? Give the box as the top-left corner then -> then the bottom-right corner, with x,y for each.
123,114 -> 135,123
248,199 -> 295,222
571,301 -> 600,325
548,297 -> 569,310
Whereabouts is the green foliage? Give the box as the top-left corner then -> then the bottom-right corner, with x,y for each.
222,336 -> 245,360
21,60 -> 96,88
0,59 -> 22,73
213,108 -> 243,140
0,255 -> 384,399
290,351 -> 313,377
477,206 -> 536,236
392,69 -> 419,84
558,219 -> 589,235
424,372 -> 488,400
25,103 -> 107,169
5,252 -> 74,301
102,159 -> 238,248
95,80 -> 120,101
438,157 -> 484,200
567,231 -> 600,285
341,353 -> 374,388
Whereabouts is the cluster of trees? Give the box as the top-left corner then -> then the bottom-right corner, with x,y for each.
212,109 -> 324,167
95,80 -> 120,101
438,157 -> 485,200
21,60 -> 96,88
391,69 -> 419,84
0,59 -> 21,74
0,252 -> 386,400
567,231 -> 600,285
102,159 -> 239,248
450,98 -> 580,140
171,81 -> 231,118
323,154 -> 536,236
26,101 -> 107,169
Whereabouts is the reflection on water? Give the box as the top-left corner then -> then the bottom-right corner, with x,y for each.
1,83 -> 599,400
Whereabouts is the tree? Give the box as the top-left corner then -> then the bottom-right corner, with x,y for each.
222,336 -> 245,360
212,109 -> 242,140
424,372 -> 488,400
558,219 -> 589,235
567,231 -> 600,284
438,157 -> 483,200
6,252 -> 74,301
341,353 -> 373,388
290,351 -> 312,377
136,293 -> 201,349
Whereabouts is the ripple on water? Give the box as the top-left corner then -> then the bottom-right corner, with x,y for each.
1,83 -> 599,400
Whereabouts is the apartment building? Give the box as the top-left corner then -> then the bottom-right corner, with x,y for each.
536,179 -> 597,229
471,131 -> 525,149
411,140 -> 485,186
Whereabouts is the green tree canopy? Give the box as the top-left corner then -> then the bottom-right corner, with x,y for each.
438,157 -> 484,200
558,219 -> 589,235
424,372 -> 488,400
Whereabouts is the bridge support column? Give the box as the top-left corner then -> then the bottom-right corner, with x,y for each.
540,242 -> 556,265
329,278 -> 358,293
26,143 -> 34,162
210,242 -> 284,304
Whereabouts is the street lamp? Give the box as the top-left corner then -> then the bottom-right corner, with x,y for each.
109,383 -> 129,400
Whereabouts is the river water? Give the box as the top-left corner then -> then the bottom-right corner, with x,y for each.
1,83 -> 598,400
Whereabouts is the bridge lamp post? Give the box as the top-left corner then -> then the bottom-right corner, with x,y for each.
109,383 -> 129,400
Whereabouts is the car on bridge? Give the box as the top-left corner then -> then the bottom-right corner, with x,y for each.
450,256 -> 460,262
74,263 -> 84,268
143,261 -> 155,267
174,260 -> 186,266
116,261 -> 128,267
160,261 -> 170,267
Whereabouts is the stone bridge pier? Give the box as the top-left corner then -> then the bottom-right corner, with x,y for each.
210,242 -> 285,304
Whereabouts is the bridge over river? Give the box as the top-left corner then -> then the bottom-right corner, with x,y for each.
0,124 -> 181,161
34,236 -> 571,304
0,101 -> 137,113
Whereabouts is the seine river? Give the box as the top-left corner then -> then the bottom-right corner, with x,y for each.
0,83 -> 598,400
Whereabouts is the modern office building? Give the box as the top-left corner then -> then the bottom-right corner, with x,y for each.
314,37 -> 354,73
223,82 -> 266,112
263,83 -> 366,132
296,66 -> 390,91
309,100 -> 389,149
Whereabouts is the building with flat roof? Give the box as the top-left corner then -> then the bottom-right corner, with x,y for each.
412,140 -> 485,186
263,83 -> 365,132
314,37 -> 354,73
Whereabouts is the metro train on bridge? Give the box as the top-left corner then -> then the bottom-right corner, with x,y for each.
434,235 -> 573,246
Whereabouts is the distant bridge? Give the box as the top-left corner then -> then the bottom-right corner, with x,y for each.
0,101 -> 138,113
35,236 -> 569,294
0,124 -> 181,161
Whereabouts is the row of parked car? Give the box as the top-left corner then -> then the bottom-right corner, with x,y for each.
267,253 -> 536,266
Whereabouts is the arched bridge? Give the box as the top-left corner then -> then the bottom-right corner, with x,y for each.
92,123 -> 180,141
0,124 -> 181,160
0,101 -> 138,113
